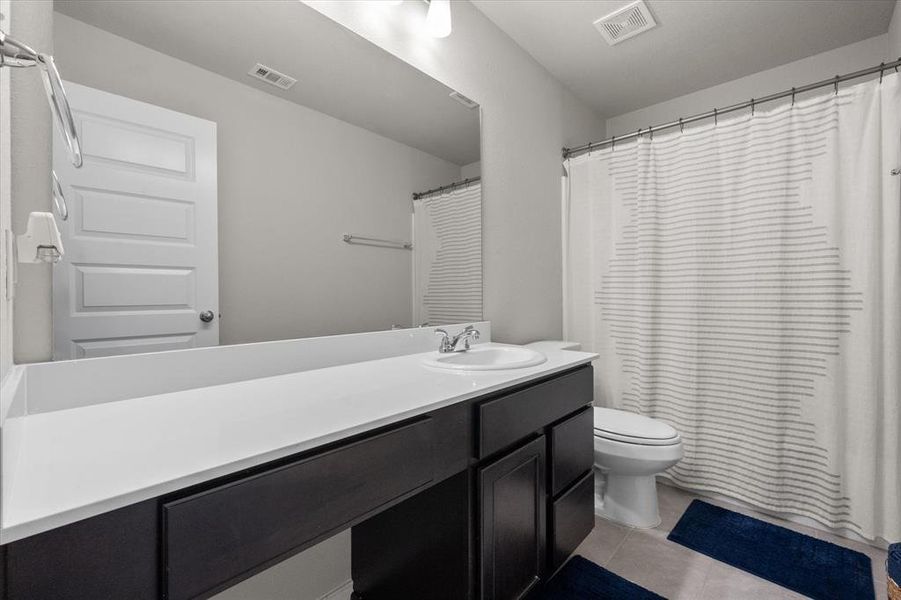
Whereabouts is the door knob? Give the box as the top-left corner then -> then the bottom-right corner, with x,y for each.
199,310 -> 215,323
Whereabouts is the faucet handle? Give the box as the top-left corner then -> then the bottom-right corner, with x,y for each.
460,326 -> 480,350
435,328 -> 453,353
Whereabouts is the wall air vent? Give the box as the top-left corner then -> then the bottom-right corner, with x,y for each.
449,91 -> 479,109
247,63 -> 297,90
593,0 -> 657,46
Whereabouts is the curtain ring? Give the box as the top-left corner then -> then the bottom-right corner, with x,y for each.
791,87 -> 796,106
611,135 -> 616,151
713,108 -> 718,125
679,117 -> 684,133
750,98 -> 755,116
648,126 -> 653,141
833,75 -> 840,94
879,62 -> 885,84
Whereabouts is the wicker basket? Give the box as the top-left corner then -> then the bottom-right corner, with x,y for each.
888,577 -> 900,600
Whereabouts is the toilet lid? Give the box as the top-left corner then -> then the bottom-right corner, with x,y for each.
593,407 -> 680,446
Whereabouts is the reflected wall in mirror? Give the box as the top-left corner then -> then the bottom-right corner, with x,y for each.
22,0 -> 481,360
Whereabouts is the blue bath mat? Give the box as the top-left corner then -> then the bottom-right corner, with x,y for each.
668,500 -> 874,600
539,555 -> 665,600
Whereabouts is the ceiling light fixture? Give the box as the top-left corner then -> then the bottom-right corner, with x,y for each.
425,0 -> 452,38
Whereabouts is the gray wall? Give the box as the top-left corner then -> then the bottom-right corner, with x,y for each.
890,0 -> 901,56
461,160 -> 481,179
6,0 -> 53,365
607,33 -> 893,137
305,0 -> 607,345
50,14 -> 461,349
211,530 -> 350,600
0,0 -> 11,380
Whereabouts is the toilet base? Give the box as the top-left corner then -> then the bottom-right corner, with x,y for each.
594,471 -> 661,529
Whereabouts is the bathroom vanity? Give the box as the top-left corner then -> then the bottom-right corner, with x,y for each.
0,335 -> 596,600
1,2 -> 596,598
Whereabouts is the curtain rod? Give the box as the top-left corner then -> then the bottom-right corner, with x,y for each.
563,57 -> 901,160
412,176 -> 481,200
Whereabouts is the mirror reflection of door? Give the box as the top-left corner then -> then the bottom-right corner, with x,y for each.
52,82 -> 218,359
25,1 -> 481,364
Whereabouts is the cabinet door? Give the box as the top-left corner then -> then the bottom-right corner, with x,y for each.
549,471 -> 595,572
549,407 -> 594,497
479,436 -> 546,600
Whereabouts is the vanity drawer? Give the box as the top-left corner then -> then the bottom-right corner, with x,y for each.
549,471 -> 595,572
163,418 -> 435,600
549,406 -> 594,497
477,366 -> 592,458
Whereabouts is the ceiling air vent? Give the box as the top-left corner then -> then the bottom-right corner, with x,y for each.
593,0 -> 657,46
247,63 -> 297,90
449,90 -> 478,109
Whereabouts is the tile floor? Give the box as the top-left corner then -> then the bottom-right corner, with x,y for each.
574,482 -> 889,600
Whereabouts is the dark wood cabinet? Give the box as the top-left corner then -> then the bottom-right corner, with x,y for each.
478,436 -> 547,600
351,365 -> 595,600
549,471 -> 595,572
477,367 -> 592,458
1,365 -> 595,600
163,418 -> 435,600
549,406 -> 594,497
351,471 -> 474,600
3,500 -> 159,600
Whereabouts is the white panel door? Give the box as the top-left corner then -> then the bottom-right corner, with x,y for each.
53,82 -> 218,360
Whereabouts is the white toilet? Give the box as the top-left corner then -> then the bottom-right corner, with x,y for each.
592,407 -> 683,528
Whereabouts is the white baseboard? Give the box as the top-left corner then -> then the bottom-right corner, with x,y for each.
319,579 -> 353,600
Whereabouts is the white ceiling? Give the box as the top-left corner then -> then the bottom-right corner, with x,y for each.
471,0 -> 895,119
54,0 -> 480,165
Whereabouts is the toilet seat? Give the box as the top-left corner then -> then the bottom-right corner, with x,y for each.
593,407 -> 680,446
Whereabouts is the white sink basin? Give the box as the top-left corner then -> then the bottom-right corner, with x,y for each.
422,344 -> 547,371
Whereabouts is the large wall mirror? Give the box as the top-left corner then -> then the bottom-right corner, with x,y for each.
22,0 -> 481,361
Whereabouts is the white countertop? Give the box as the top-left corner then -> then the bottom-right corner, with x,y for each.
0,343 -> 595,544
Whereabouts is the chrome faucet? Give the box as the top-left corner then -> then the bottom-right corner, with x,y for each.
435,325 -> 481,353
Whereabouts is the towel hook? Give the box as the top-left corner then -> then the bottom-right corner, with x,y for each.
0,29 -> 82,168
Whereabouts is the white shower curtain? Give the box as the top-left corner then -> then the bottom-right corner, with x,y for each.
413,181 -> 482,325
564,74 -> 900,543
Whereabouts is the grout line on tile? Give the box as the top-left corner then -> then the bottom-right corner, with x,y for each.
602,527 -> 633,567
695,567 -> 713,600
697,550 -> 716,600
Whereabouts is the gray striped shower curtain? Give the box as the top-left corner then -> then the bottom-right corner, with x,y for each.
413,181 -> 482,325
564,74 -> 900,543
